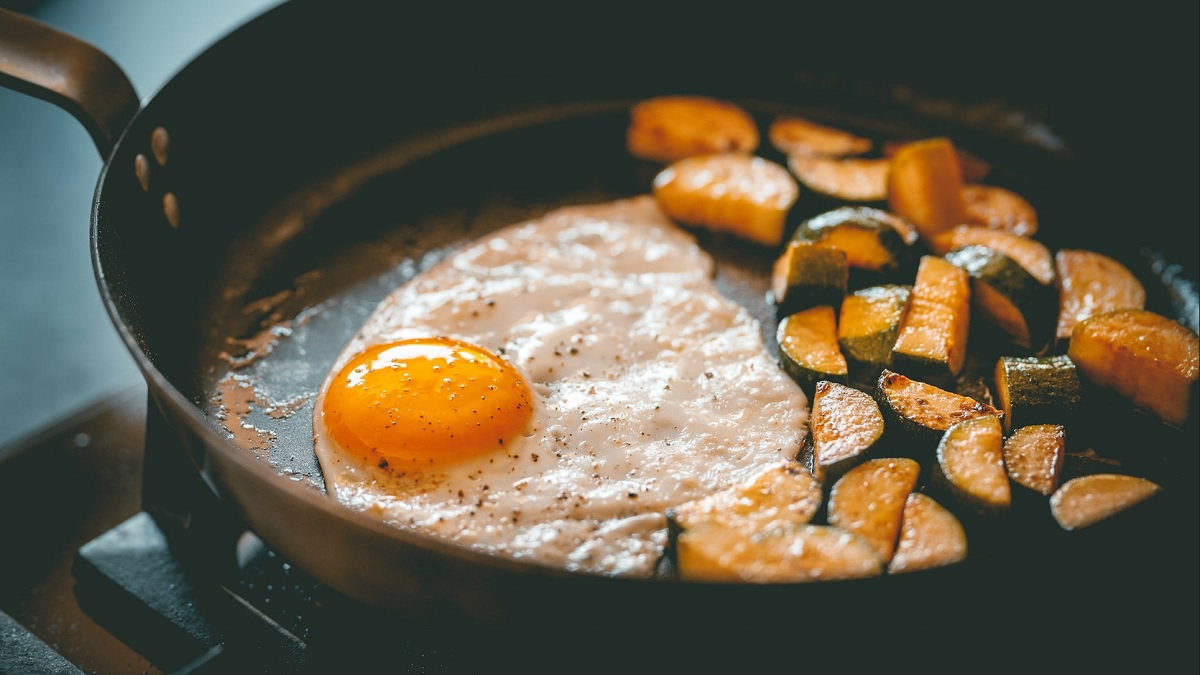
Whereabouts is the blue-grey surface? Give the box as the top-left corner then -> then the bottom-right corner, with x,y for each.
0,0 -> 282,455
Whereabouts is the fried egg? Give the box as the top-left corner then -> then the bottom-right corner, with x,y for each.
311,195 -> 809,577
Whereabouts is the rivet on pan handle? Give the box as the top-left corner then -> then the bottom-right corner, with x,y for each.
0,7 -> 139,160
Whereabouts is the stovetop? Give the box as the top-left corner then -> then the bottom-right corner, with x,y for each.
0,384 -> 505,674
0,384 -> 156,675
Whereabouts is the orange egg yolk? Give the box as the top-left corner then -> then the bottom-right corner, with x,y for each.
321,337 -> 533,467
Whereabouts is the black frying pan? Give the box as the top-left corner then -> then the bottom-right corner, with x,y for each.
3,1 -> 1197,669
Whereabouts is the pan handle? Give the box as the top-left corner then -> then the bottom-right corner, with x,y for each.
0,8 -> 139,159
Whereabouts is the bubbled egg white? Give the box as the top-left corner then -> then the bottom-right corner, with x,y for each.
312,195 -> 809,577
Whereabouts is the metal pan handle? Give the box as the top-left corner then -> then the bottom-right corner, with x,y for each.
0,8 -> 139,159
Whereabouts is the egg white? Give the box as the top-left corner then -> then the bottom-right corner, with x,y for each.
312,195 -> 809,576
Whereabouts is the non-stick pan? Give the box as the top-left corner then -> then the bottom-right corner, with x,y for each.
3,1 -> 1197,669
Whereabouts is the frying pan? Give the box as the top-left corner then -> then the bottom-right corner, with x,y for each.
3,0 -> 1197,668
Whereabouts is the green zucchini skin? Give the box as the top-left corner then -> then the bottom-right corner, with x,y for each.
838,285 -> 912,386
890,255 -> 972,386
794,206 -> 914,279
803,380 -> 886,485
874,369 -> 1003,455
994,355 -> 1083,433
771,241 -> 848,317
777,307 -> 849,394
932,415 -> 1011,516
945,244 -> 1056,352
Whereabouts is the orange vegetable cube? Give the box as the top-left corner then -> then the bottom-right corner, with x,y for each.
886,137 -> 968,240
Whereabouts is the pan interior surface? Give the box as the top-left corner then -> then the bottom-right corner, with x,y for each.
194,100 -> 1029,488
198,103 -> 658,487
183,94 -> 1195,589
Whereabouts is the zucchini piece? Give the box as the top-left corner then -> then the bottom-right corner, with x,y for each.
675,523 -> 884,583
1067,309 -> 1200,429
887,492 -> 968,575
793,206 -> 913,275
929,224 -> 1055,285
1002,424 -> 1066,496
961,184 -> 1039,237
770,240 -> 848,316
1054,249 -> 1147,348
993,355 -> 1082,433
892,255 -> 972,380
787,155 -> 889,202
776,306 -> 848,392
768,115 -> 872,157
868,208 -> 921,246
653,153 -> 799,246
933,415 -> 1011,515
885,136 -> 968,240
626,95 -> 759,163
838,284 -> 911,384
1049,474 -> 1163,531
875,369 -> 1003,447
805,380 -> 886,484
827,457 -> 921,564
944,244 -> 1055,351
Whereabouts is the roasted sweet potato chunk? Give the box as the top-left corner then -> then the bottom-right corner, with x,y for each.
886,137 -> 968,239
1050,474 -> 1163,530
1068,309 -> 1199,428
653,153 -> 798,246
627,95 -> 759,163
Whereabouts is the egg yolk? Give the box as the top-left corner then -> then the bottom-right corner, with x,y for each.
321,337 -> 533,467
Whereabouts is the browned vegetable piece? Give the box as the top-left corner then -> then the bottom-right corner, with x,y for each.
993,355 -> 1082,433
944,245 -> 1055,351
807,381 -> 886,484
891,255 -> 972,379
1049,474 -> 1163,531
875,369 -> 1003,445
795,206 -> 918,246
1068,309 -> 1200,428
838,284 -> 911,383
626,95 -> 759,163
929,224 -> 1055,284
887,492 -> 968,574
653,153 -> 798,246
885,137 -> 968,240
961,184 -> 1039,237
869,208 -> 921,246
934,415 -> 1011,515
791,206 -> 913,275
777,305 -> 849,395
1002,424 -> 1066,496
770,241 -> 848,315
675,524 -> 884,583
788,155 -> 889,202
768,115 -> 873,157
666,462 -> 823,534
827,457 -> 921,563
883,138 -> 992,182
1054,249 -> 1146,347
